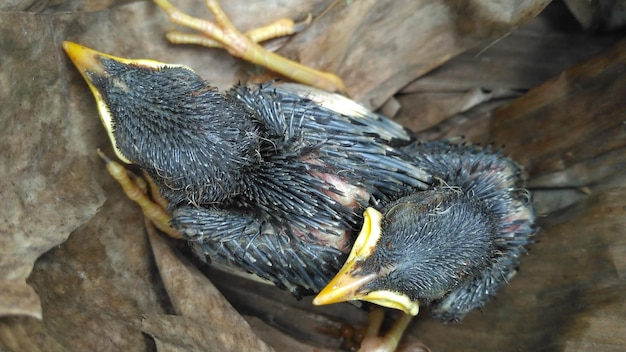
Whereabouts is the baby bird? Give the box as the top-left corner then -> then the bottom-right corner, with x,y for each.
315,141 -> 535,322
63,42 -> 434,297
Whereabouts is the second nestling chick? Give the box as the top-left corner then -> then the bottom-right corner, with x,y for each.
315,141 -> 536,322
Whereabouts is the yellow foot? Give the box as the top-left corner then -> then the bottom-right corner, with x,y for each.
166,10 -> 312,49
358,308 -> 415,352
153,0 -> 347,93
97,149 -> 183,240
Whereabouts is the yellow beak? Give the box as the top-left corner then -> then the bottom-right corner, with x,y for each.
313,207 -> 420,316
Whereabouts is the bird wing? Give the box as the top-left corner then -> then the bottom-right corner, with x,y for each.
172,205 -> 344,297
269,83 -> 415,143
231,82 -> 433,197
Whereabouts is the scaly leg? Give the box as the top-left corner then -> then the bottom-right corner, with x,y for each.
167,13 -> 312,49
98,149 -> 183,240
153,0 -> 347,93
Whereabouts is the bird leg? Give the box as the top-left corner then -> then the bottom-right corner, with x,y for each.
165,10 -> 311,49
97,150 -> 183,240
153,0 -> 347,93
358,308 -> 414,352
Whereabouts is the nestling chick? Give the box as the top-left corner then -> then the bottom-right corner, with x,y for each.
63,42 -> 434,297
314,141 -> 535,322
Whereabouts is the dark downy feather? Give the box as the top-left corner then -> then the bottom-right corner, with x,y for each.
356,141 -> 536,321
152,81 -> 436,295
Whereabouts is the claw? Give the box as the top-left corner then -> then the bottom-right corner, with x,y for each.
153,0 -> 348,93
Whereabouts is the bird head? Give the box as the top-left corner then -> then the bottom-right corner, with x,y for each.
313,189 -> 498,316
63,42 -> 261,204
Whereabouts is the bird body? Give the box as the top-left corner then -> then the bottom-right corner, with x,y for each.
169,82 -> 434,295
63,42 -> 433,296
314,141 -> 535,321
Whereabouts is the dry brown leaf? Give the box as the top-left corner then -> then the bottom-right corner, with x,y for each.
488,40 -> 626,185
0,11 -> 107,319
279,0 -> 551,109
399,2 -> 622,132
0,316 -> 65,352
141,314 -> 270,352
144,220 -> 274,351
23,180 -> 170,350
563,0 -> 626,31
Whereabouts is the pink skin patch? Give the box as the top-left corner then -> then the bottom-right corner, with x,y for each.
295,158 -> 371,254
